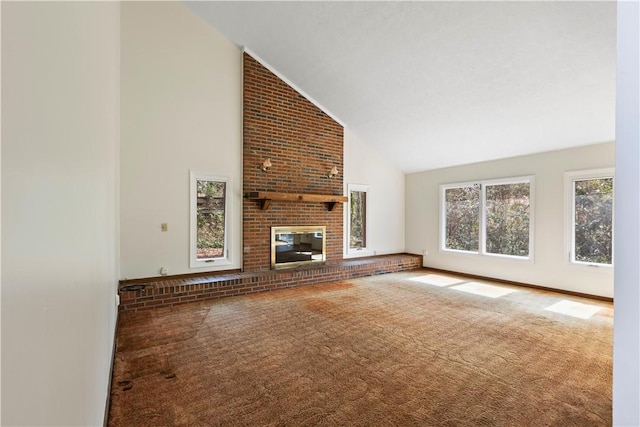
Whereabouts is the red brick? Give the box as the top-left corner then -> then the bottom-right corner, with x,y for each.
243,53 -> 344,272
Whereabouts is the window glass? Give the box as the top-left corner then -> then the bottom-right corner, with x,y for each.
196,179 -> 226,260
190,172 -> 230,268
346,184 -> 370,255
441,176 -> 533,260
350,190 -> 367,249
485,182 -> 530,257
573,177 -> 613,265
444,186 -> 480,252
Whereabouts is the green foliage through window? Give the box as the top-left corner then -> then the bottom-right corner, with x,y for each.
485,183 -> 530,257
350,191 -> 366,249
443,178 -> 532,258
574,178 -> 613,265
196,180 -> 226,259
445,186 -> 480,252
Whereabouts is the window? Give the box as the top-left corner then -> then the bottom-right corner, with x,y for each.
347,184 -> 369,255
484,181 -> 531,257
566,169 -> 614,266
444,185 -> 480,252
441,176 -> 534,259
190,171 -> 231,268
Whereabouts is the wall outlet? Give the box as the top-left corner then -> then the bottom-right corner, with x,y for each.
423,250 -> 429,256
160,267 -> 168,276
115,294 -> 120,306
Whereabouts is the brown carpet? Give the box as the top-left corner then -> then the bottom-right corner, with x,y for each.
108,270 -> 612,426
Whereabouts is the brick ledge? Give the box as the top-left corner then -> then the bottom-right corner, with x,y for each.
118,253 -> 422,312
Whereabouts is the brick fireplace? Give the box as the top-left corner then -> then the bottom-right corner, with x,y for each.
117,52 -> 423,312
243,53 -> 344,271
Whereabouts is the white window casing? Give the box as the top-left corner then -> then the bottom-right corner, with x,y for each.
189,170 -> 232,268
564,168 -> 614,268
346,183 -> 372,257
440,175 -> 535,262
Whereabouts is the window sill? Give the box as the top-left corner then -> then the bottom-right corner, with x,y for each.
190,258 -> 232,269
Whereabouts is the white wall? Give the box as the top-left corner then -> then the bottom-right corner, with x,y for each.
1,2 -> 120,425
613,1 -> 640,424
406,142 -> 615,298
343,128 -> 405,257
120,2 -> 243,280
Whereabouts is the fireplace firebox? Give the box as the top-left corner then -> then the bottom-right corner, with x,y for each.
271,226 -> 326,269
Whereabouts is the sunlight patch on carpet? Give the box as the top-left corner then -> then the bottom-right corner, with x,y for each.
544,300 -> 602,319
409,274 -> 465,287
450,282 -> 517,298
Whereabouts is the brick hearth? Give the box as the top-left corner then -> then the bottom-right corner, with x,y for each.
118,254 -> 422,312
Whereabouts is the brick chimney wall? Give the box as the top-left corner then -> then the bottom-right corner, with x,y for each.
243,53 -> 344,272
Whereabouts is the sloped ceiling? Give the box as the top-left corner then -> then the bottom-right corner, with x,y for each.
185,1 -> 616,173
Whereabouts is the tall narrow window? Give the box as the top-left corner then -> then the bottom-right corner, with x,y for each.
444,185 -> 480,252
567,169 -> 614,266
190,172 -> 231,268
350,191 -> 366,248
441,176 -> 534,259
485,182 -> 531,257
347,184 -> 369,255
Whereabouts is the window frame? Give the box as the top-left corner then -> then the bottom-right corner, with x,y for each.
440,175 -> 535,261
565,168 -> 615,268
346,183 -> 372,257
189,171 -> 231,268
439,181 -> 480,255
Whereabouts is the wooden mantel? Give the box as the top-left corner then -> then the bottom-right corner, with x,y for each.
244,191 -> 348,211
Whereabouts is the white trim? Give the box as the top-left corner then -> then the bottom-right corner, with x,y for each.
189,171 -> 232,268
243,48 -> 345,127
564,167 -> 615,268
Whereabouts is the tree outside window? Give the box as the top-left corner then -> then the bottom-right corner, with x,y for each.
196,180 -> 226,259
444,186 -> 480,252
347,184 -> 369,255
573,177 -> 613,265
441,177 -> 533,259
190,172 -> 231,268
350,190 -> 366,249
485,182 -> 530,257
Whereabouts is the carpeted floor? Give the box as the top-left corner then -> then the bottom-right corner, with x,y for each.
108,270 -> 613,426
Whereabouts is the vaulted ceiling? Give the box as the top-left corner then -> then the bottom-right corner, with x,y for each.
185,1 -> 616,173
